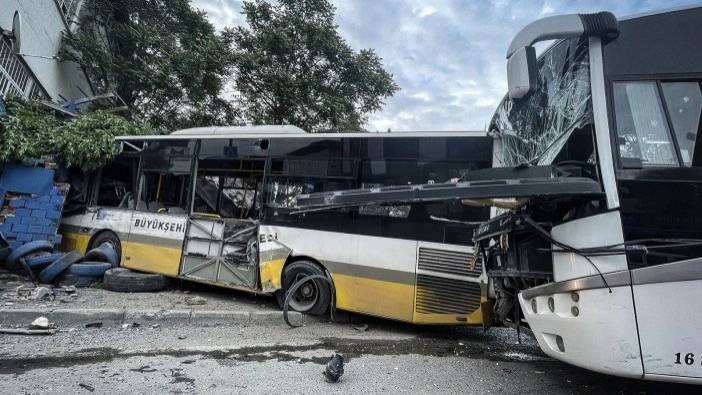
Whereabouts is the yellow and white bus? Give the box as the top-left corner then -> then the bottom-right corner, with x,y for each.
60,126 -> 494,324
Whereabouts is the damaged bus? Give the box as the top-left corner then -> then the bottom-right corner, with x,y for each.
294,6 -> 702,384
59,127 -> 494,325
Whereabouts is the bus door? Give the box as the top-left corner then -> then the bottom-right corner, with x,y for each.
180,139 -> 269,289
612,80 -> 702,379
122,141 -> 193,276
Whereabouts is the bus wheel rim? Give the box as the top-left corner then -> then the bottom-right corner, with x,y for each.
288,274 -> 319,311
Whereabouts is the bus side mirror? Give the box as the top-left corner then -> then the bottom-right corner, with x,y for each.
507,46 -> 538,100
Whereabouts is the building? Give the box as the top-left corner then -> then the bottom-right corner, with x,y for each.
0,0 -> 93,104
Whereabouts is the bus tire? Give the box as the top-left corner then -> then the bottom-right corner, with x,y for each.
103,268 -> 169,293
88,231 -> 122,266
279,260 -> 331,315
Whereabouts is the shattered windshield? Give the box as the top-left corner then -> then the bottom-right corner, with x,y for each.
490,38 -> 593,167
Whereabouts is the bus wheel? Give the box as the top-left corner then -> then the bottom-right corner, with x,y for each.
279,261 -> 331,315
88,231 -> 122,266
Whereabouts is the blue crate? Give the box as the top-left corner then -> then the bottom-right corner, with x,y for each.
16,233 -> 32,242
28,225 -> 43,234
46,210 -> 61,220
4,216 -> 18,225
5,231 -> 17,238
9,199 -> 24,208
51,195 -> 65,204
15,208 -> 30,217
42,225 -> 57,234
48,234 -> 62,244
9,240 -> 23,250
25,201 -> 42,209
12,223 -> 28,233
30,209 -> 46,218
38,195 -> 50,203
21,216 -> 38,224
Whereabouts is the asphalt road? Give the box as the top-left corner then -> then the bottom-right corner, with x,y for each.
0,314 -> 697,394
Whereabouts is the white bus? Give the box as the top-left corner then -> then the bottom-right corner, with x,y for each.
294,6 -> 702,384
60,128 -> 495,325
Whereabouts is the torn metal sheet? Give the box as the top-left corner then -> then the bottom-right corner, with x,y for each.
490,37 -> 592,167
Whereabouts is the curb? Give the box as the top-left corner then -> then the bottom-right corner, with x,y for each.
0,308 -> 306,328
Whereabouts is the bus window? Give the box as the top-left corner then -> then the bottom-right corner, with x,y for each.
95,155 -> 138,209
137,172 -> 191,214
613,81 -> 678,167
193,172 -> 260,219
661,81 -> 702,166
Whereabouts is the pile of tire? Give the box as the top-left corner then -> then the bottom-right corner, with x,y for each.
4,240 -> 119,287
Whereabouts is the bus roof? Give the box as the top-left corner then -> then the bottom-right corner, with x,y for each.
116,126 -> 488,141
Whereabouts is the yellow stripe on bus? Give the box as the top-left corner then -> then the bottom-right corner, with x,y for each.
331,272 -> 415,322
259,258 -> 286,292
60,231 -> 91,254
122,241 -> 182,277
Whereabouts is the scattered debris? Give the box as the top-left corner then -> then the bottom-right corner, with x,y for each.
130,365 -> 157,373
85,321 -> 103,328
0,328 -> 56,335
352,323 -> 368,332
178,335 -> 187,340
29,286 -> 52,300
62,285 -> 77,294
31,316 -> 50,329
185,296 -> 207,305
151,324 -> 160,329
323,353 -> 344,383
78,383 -> 95,392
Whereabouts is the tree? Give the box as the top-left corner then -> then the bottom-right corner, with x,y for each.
0,99 -> 147,170
229,0 -> 399,132
64,0 -> 238,131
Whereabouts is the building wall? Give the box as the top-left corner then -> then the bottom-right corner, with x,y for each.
0,0 -> 92,102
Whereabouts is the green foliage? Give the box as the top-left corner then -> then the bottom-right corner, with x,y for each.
0,99 -> 146,170
63,0 -> 238,131
228,0 -> 399,132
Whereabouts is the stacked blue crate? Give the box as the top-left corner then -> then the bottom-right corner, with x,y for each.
0,186 -> 66,250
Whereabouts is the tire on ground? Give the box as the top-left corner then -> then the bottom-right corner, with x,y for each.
103,268 -> 169,293
5,240 -> 54,270
26,252 -> 66,268
87,231 -> 122,267
66,261 -> 112,277
278,260 -> 331,315
37,251 -> 82,284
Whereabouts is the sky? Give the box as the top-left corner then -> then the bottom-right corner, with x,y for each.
192,0 -> 701,132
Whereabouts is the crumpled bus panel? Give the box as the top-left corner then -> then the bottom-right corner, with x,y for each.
490,38 -> 592,167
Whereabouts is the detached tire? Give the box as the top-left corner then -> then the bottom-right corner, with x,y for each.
277,260 -> 331,315
103,268 -> 168,293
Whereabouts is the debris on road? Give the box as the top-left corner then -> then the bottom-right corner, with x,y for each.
78,383 -> 95,392
84,321 -> 103,328
29,286 -> 51,300
0,327 -> 56,335
323,353 -> 345,383
185,296 -> 207,305
30,316 -> 50,329
352,323 -> 369,332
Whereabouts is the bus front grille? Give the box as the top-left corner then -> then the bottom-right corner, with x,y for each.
415,274 -> 481,315
417,247 -> 482,278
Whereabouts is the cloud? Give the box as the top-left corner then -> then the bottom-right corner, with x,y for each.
192,0 -> 700,131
